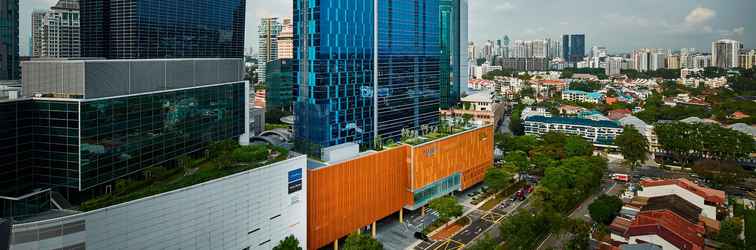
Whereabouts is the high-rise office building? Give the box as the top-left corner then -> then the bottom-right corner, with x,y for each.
0,0 -> 19,80
712,39 -> 742,69
439,0 -> 466,109
459,0 -> 469,95
79,0 -> 245,59
31,0 -> 81,58
562,34 -> 585,64
294,0 -> 441,155
277,18 -> 294,60
257,17 -> 282,83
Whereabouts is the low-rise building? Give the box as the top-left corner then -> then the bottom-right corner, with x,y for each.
609,210 -> 706,250
524,115 -> 623,147
441,90 -> 504,126
558,104 -> 586,116
562,90 -> 605,103
637,178 -> 726,221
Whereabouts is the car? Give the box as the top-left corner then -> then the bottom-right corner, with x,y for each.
414,232 -> 430,241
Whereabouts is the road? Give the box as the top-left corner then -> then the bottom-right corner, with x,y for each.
536,181 -> 626,250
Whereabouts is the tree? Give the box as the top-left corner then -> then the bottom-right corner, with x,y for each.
716,218 -> 744,249
467,235 -> 499,250
692,160 -> 746,188
564,219 -> 591,250
273,235 -> 302,250
485,167 -> 513,192
564,136 -> 593,157
505,151 -> 530,175
428,196 -> 464,222
588,195 -> 624,225
500,211 -> 558,249
343,233 -> 383,250
614,126 -> 649,168
655,122 -> 754,165
462,113 -> 474,128
497,134 -> 538,153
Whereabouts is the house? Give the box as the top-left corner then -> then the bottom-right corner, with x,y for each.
637,179 -> 726,221
441,90 -> 504,126
609,210 -> 706,250
523,116 -> 623,147
562,90 -> 605,103
728,111 -> 751,120
608,109 -> 633,121
559,104 -> 586,116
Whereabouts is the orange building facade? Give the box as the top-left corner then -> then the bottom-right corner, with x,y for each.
307,126 -> 494,249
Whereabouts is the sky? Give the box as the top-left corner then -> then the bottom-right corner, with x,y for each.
19,0 -> 756,56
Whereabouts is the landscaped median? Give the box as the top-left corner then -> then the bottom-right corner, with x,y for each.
80,140 -> 289,211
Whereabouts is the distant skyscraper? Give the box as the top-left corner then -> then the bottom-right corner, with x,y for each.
277,18 -> 293,59
80,0 -> 245,59
0,0 -> 19,80
459,0 -> 469,95
562,34 -> 585,64
31,0 -> 81,58
712,39 -> 742,69
294,0 -> 441,155
257,17 -> 282,83
439,0 -> 466,109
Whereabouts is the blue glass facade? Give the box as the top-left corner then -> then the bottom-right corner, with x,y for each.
439,0 -> 461,109
80,0 -> 246,59
562,34 -> 585,64
294,0 -> 440,155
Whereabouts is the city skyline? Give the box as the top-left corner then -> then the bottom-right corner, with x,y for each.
19,0 -> 756,56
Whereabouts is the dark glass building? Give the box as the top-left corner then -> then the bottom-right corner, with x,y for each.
0,0 -> 19,80
439,0 -> 462,109
562,34 -> 585,64
293,0 -> 440,155
80,0 -> 246,59
1,59 -> 247,218
265,59 -> 294,113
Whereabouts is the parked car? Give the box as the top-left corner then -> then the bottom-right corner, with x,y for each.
414,232 -> 430,241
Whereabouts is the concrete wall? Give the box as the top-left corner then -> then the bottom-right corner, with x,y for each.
9,155 -> 308,250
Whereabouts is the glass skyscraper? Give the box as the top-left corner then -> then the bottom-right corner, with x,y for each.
439,0 -> 462,109
80,0 -> 246,59
562,34 -> 586,64
0,0 -> 19,80
294,0 -> 441,155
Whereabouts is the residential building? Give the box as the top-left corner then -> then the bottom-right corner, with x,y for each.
257,17 -> 283,83
739,50 -> 755,69
562,90 -> 604,103
0,0 -> 19,80
31,0 -> 80,58
293,0 -> 441,155
637,178 -> 726,221
666,54 -> 681,69
497,57 -> 550,71
277,18 -> 293,59
606,57 -> 623,76
693,55 -> 712,68
441,90 -> 504,126
618,115 -> 658,153
521,106 -> 551,120
79,0 -> 245,59
524,115 -> 623,147
265,59 -> 294,112
609,210 -> 706,250
649,51 -> 666,71
711,39 -> 742,69
562,34 -> 585,64
558,104 -> 586,116
439,0 -> 467,109
681,68 -> 703,79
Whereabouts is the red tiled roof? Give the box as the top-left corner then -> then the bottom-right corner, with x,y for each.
640,179 -> 726,205
625,210 -> 705,250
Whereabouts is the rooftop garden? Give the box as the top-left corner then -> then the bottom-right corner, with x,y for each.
79,140 -> 288,211
396,118 -> 470,147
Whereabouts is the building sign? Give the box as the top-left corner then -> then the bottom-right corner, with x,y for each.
288,168 -> 303,194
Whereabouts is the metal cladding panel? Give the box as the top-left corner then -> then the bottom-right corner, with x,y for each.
0,219 -> 9,250
218,60 -> 241,84
130,61 -> 165,93
60,63 -> 85,95
84,61 -> 130,99
195,60 -> 219,86
165,60 -> 196,89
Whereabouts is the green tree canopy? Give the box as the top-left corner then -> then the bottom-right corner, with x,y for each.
655,122 -> 754,165
716,218 -> 744,250
343,233 -> 383,250
500,211 -> 561,249
505,150 -> 531,174
485,167 -> 514,192
614,126 -> 649,167
273,235 -> 302,250
692,160 -> 747,188
588,195 -> 624,225
466,235 -> 500,250
564,136 -> 594,157
428,196 -> 464,222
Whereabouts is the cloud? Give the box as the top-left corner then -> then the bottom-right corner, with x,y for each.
719,26 -> 745,37
495,2 -> 515,12
684,7 -> 716,25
